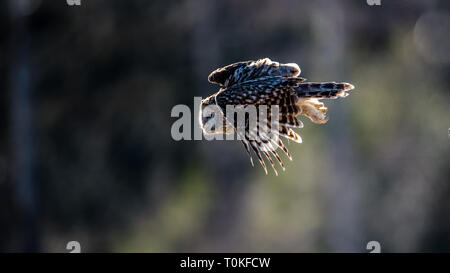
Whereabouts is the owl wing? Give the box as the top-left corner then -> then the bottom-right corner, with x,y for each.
208,58 -> 304,88
216,77 -> 306,175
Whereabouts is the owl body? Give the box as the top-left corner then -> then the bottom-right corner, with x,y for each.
200,58 -> 354,175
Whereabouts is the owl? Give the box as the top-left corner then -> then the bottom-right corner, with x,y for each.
200,58 -> 354,175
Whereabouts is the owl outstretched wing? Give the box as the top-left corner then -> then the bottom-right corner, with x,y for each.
215,77 -> 354,175
215,77 -> 304,175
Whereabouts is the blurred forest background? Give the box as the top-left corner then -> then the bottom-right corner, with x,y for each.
1,0 -> 449,252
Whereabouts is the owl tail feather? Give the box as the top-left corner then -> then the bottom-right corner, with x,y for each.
296,82 -> 354,99
295,82 -> 354,124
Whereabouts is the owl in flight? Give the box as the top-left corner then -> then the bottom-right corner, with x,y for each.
200,58 -> 354,175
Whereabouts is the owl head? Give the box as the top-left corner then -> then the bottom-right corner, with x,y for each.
199,95 -> 235,135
